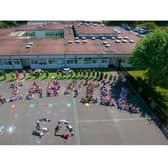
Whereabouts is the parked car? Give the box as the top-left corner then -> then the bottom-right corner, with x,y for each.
134,27 -> 149,34
121,25 -> 131,31
138,28 -> 149,34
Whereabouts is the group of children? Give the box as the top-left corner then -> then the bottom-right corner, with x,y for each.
0,82 -> 23,104
80,81 -> 98,104
47,79 -> 60,97
100,83 -> 116,106
64,80 -> 79,97
32,118 -> 51,138
26,81 -> 43,100
9,83 -> 22,102
54,120 -> 74,142
32,119 -> 74,143
117,87 -> 140,113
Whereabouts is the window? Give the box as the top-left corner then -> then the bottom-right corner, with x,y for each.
25,31 -> 35,37
84,57 -> 92,64
0,59 -> 10,65
76,58 -> 83,64
120,57 -> 129,63
31,59 -> 38,64
101,57 -> 109,63
38,59 -> 47,65
0,59 -> 12,65
48,58 -> 56,64
13,59 -> 21,65
93,58 -> 99,64
67,59 -> 74,64
55,59 -> 64,64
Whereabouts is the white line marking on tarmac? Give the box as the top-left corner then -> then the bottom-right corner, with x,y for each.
79,118 -> 146,123
72,96 -> 81,145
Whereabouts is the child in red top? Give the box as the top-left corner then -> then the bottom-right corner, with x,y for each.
55,133 -> 70,142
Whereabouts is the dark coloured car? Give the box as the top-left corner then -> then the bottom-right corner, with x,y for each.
121,25 -> 131,31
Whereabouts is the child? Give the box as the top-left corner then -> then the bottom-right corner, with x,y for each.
55,133 -> 70,142
58,120 -> 70,125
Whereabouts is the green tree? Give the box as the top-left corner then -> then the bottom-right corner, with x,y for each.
129,29 -> 168,87
0,21 -> 27,28
137,21 -> 157,30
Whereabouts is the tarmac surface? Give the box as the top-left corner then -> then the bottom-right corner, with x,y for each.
0,78 -> 167,145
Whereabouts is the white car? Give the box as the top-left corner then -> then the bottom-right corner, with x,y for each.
117,36 -> 123,40
122,39 -> 128,43
101,36 -> 106,40
82,36 -> 86,40
75,40 -> 80,43
25,44 -> 32,48
68,40 -> 73,44
26,41 -> 33,46
129,39 -> 135,43
103,41 -> 108,45
75,37 -> 79,40
105,43 -> 111,47
115,40 -> 121,43
82,40 -> 88,43
124,36 -> 129,40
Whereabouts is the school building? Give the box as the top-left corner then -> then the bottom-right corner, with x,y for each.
0,22 -> 140,70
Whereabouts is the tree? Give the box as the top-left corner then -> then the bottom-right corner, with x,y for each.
137,21 -> 157,30
0,21 -> 27,28
129,29 -> 168,87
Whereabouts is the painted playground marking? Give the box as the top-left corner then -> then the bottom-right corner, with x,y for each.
7,125 -> 16,135
72,96 -> 80,145
29,103 -> 35,109
66,103 -> 72,108
79,118 -> 147,123
48,103 -> 54,109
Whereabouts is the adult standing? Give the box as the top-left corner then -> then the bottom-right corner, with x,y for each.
45,70 -> 49,78
15,70 -> 19,80
3,71 -> 6,80
23,70 -> 26,79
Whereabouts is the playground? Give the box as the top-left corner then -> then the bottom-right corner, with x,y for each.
0,72 -> 167,145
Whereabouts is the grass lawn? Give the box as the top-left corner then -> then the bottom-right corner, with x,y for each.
0,69 -> 114,81
128,70 -> 147,80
